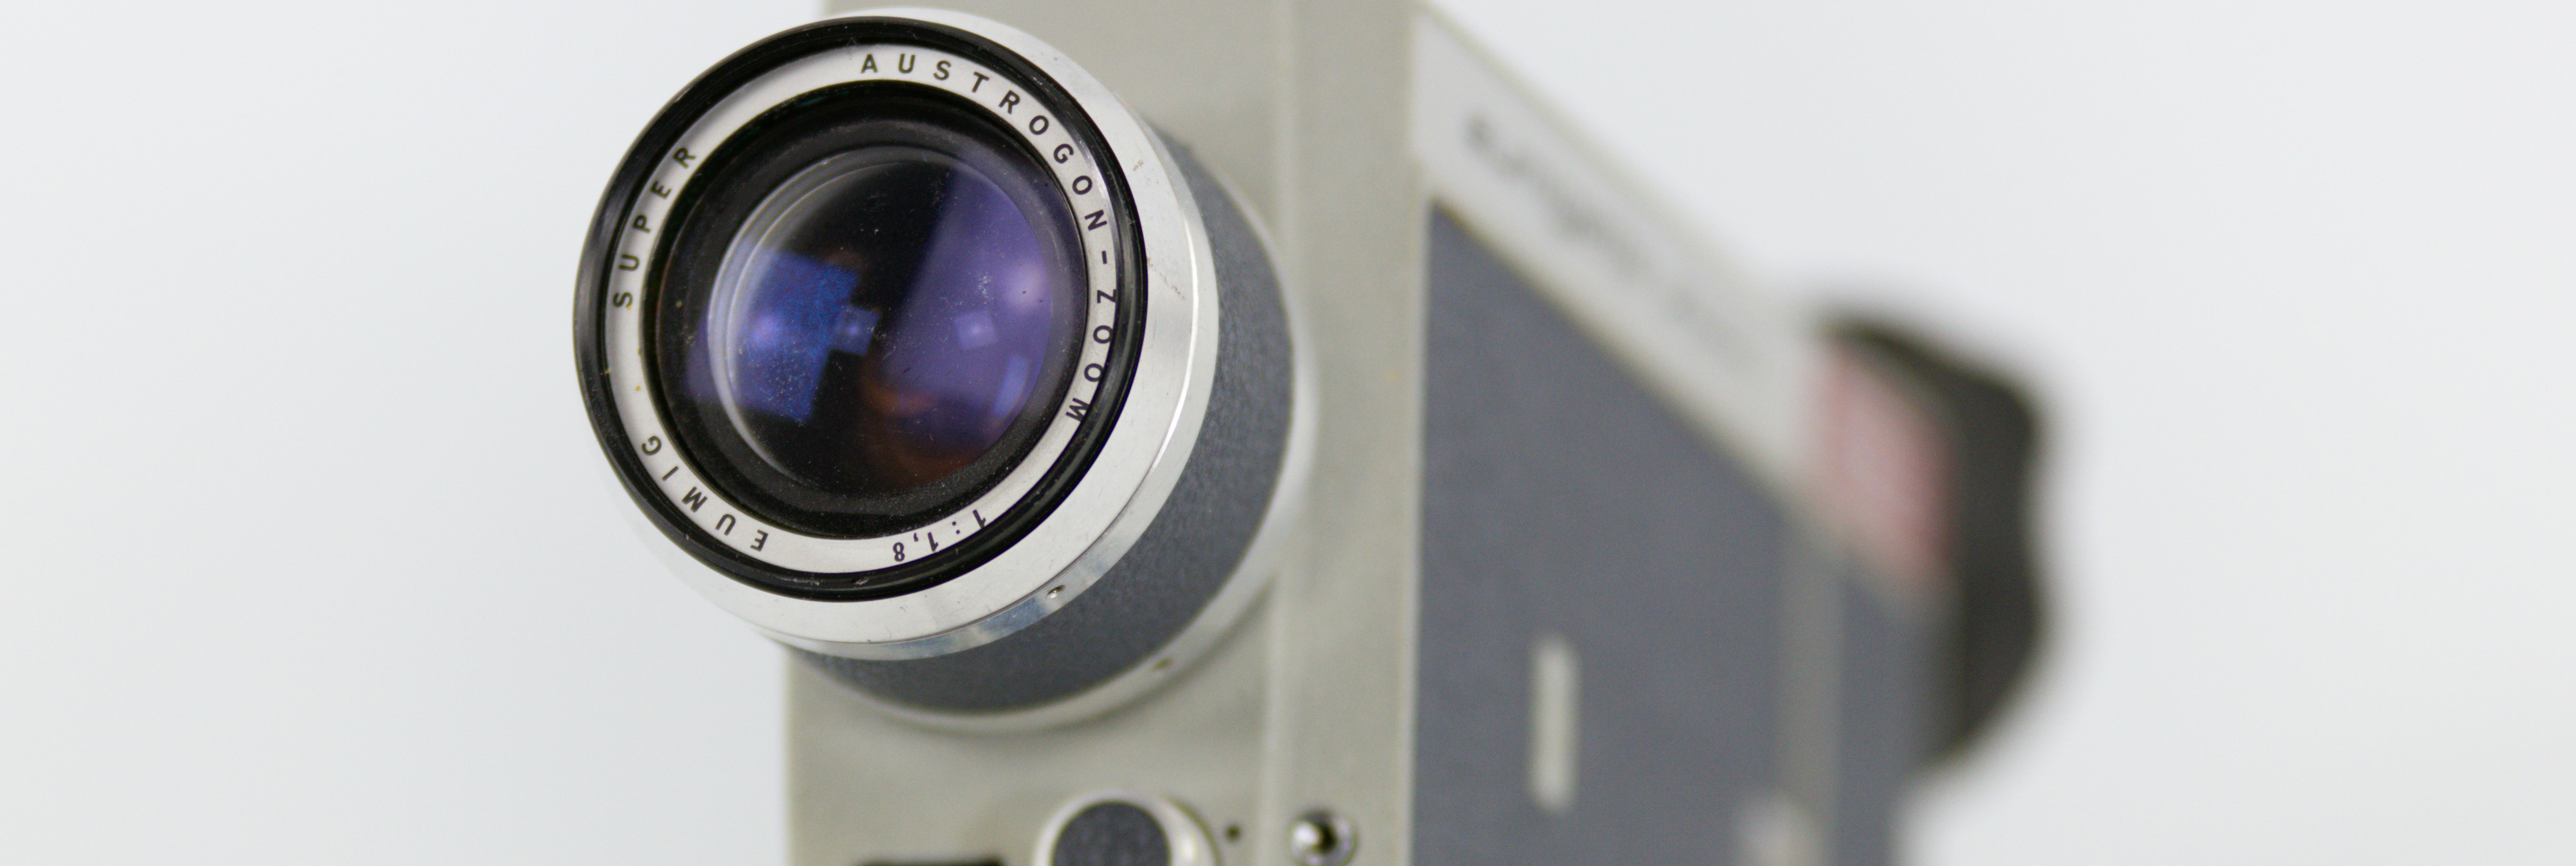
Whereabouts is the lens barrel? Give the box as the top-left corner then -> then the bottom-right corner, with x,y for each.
576,11 -> 1302,723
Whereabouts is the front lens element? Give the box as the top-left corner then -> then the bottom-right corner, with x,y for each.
712,145 -> 1069,495
655,87 -> 1087,539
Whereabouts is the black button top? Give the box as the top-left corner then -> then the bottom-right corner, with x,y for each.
1050,801 -> 1170,866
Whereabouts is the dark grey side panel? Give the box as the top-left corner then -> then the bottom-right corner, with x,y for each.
1833,576 -> 1927,866
798,137 -> 1293,713
1417,209 -> 1782,865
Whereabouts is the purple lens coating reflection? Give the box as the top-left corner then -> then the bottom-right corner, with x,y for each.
700,145 -> 1079,498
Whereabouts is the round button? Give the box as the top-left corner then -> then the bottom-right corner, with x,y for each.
1051,801 -> 1166,866
1036,793 -> 1215,866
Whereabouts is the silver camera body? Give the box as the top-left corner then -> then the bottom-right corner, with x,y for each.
575,4 -> 2043,865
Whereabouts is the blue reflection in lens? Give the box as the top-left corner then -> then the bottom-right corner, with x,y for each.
721,249 -> 860,423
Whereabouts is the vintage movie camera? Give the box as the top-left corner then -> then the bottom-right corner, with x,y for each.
573,3 -> 2044,864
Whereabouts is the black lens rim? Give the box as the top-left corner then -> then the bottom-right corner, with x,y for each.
574,17 -> 1147,601
648,83 -> 1088,540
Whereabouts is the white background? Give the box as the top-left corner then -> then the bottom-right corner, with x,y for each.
1,1 -> 2569,863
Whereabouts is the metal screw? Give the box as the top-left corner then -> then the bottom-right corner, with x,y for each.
1287,810 -> 1356,866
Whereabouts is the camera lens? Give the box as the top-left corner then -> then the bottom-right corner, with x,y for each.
654,86 -> 1087,539
583,16 -> 1296,685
